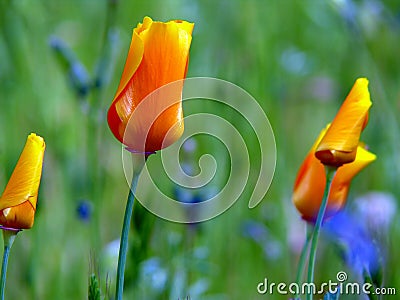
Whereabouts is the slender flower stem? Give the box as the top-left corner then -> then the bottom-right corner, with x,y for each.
295,226 -> 311,300
363,269 -> 378,300
115,154 -> 147,300
0,230 -> 18,300
306,166 -> 337,300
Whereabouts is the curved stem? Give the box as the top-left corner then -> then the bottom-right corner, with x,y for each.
0,230 -> 17,300
306,166 -> 336,300
295,226 -> 311,299
115,154 -> 146,300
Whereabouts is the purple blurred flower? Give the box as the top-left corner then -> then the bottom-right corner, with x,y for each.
182,138 -> 197,153
242,220 -> 282,260
324,211 -> 379,277
353,191 -> 397,232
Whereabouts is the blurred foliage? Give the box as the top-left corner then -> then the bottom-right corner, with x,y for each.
0,0 -> 400,299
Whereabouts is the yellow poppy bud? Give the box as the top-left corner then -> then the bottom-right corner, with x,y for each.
0,133 -> 45,229
315,78 -> 372,166
293,126 -> 376,221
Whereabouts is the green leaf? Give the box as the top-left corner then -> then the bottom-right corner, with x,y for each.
88,273 -> 101,300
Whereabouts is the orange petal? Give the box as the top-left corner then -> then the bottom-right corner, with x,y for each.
293,127 -> 329,220
315,78 -> 372,166
0,133 -> 45,229
0,201 -> 35,229
107,16 -> 194,152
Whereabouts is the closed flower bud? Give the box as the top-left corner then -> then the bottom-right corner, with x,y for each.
293,126 -> 376,221
315,78 -> 372,166
0,133 -> 45,229
108,16 -> 194,153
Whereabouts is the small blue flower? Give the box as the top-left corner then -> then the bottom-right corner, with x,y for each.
76,200 -> 93,222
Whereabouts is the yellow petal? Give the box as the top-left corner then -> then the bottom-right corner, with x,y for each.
112,18 -> 147,103
0,133 -> 45,222
335,145 -> 377,184
315,78 -> 372,166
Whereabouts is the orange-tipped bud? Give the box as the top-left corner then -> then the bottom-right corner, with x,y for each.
315,78 -> 372,166
107,16 -> 194,153
293,126 -> 376,221
0,133 -> 45,229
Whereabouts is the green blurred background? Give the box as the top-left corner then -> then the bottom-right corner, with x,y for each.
1,0 -> 400,299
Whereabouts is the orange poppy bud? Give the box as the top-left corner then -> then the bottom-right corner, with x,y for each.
293,126 -> 376,221
107,16 -> 194,153
0,133 -> 45,229
315,78 -> 372,166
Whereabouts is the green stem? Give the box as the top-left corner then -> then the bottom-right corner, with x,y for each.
0,230 -> 17,300
306,166 -> 337,300
295,226 -> 312,299
363,269 -> 378,300
115,154 -> 147,300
